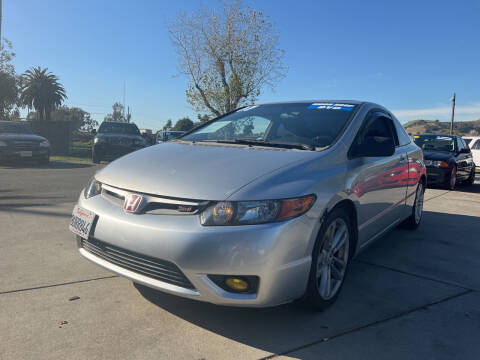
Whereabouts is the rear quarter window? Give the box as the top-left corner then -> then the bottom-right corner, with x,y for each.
393,119 -> 411,146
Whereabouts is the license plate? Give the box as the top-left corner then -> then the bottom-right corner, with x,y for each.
69,205 -> 96,239
19,151 -> 32,157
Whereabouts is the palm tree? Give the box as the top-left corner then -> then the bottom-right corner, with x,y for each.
20,67 -> 67,121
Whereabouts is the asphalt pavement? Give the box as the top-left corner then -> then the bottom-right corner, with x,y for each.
1,161 -> 479,360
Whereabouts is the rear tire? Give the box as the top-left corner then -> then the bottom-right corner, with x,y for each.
401,181 -> 425,230
445,165 -> 456,190
463,168 -> 475,186
301,206 -> 353,311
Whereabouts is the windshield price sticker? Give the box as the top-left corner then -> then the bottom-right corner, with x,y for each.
436,136 -> 452,140
237,105 -> 259,112
308,103 -> 355,111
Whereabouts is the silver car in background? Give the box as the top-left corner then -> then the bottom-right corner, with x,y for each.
70,101 -> 426,310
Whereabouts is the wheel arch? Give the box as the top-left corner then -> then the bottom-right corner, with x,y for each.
325,199 -> 359,258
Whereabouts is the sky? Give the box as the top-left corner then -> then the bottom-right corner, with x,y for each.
4,0 -> 480,130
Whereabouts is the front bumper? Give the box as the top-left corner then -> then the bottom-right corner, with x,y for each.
93,143 -> 143,159
0,147 -> 49,161
75,193 -> 320,307
425,166 -> 450,185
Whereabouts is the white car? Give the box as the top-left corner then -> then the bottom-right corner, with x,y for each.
463,136 -> 480,168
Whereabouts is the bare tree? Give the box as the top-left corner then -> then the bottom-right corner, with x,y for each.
168,0 -> 287,117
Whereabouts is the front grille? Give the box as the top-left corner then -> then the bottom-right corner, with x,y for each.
13,141 -> 37,150
81,237 -> 195,289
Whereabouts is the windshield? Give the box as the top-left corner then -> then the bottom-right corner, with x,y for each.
182,103 -> 357,148
413,135 -> 456,152
98,122 -> 140,135
0,122 -> 33,134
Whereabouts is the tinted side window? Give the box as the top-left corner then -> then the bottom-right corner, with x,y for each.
472,140 -> 480,150
456,137 -> 464,151
355,114 -> 394,146
393,119 -> 411,146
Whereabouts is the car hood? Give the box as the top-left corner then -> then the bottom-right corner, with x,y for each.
423,151 -> 454,161
95,142 -> 318,200
0,133 -> 46,142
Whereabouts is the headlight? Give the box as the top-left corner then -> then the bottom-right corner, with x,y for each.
200,195 -> 315,226
84,178 -> 102,199
0,141 -> 7,147
93,137 -> 104,144
39,140 -> 50,148
425,160 -> 449,168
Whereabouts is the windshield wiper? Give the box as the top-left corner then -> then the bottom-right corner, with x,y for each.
197,139 -> 316,151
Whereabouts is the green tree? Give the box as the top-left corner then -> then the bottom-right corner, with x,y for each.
20,66 -> 67,121
163,119 -> 173,130
0,38 -> 20,120
0,71 -> 18,120
49,106 -> 98,132
104,102 -> 130,122
173,117 -> 194,131
197,114 -> 210,123
168,0 -> 287,117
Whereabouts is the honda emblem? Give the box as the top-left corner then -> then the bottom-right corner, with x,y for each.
123,194 -> 143,213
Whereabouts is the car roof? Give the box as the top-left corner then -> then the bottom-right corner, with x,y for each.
413,133 -> 458,137
256,100 -> 365,106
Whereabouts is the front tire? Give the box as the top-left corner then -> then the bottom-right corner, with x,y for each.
302,206 -> 353,311
92,153 -> 100,164
401,181 -> 425,230
445,165 -> 456,190
39,155 -> 50,165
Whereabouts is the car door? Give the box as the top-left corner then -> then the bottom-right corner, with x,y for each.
471,139 -> 480,167
348,111 -> 408,246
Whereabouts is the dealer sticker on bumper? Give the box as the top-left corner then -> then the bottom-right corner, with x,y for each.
69,205 -> 95,239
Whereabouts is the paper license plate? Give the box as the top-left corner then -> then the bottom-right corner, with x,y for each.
69,205 -> 96,239
19,151 -> 33,157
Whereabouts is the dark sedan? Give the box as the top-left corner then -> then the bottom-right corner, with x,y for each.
0,121 -> 50,164
413,134 -> 475,189
92,122 -> 146,163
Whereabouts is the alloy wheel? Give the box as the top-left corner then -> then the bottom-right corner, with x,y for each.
316,218 -> 349,300
414,183 -> 424,224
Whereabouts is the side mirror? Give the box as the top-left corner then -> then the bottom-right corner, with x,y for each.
352,136 -> 395,158
92,129 -> 97,135
460,148 -> 471,154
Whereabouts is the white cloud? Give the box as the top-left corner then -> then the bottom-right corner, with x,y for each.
393,103 -> 480,123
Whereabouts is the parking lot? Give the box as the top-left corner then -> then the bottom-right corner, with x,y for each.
1,161 -> 479,360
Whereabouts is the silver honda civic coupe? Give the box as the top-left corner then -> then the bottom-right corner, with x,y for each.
70,101 -> 426,310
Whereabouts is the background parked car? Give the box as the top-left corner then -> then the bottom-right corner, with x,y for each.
156,130 -> 186,143
463,136 -> 480,168
413,134 -> 475,189
0,121 -> 50,164
92,122 -> 146,163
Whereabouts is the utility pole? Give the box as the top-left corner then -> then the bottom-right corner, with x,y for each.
0,0 -> 3,42
450,92 -> 456,135
123,81 -> 126,120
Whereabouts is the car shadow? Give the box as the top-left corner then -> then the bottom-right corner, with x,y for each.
133,210 -> 480,357
0,160 -> 94,169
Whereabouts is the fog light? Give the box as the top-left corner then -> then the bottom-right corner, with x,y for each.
208,275 -> 259,294
225,277 -> 248,291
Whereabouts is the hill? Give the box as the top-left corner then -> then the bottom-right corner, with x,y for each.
403,119 -> 480,136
